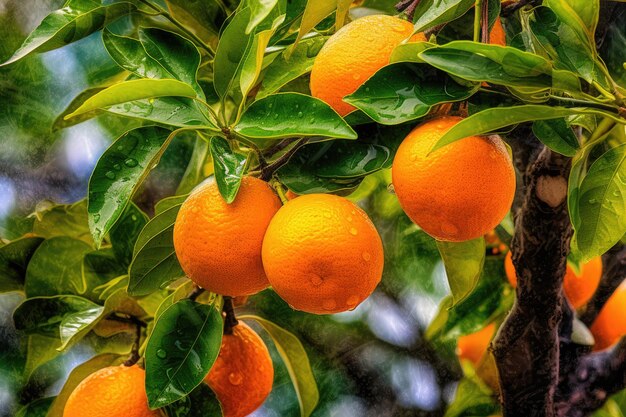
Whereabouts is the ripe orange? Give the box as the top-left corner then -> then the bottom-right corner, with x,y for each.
392,116 -> 515,242
457,323 -> 496,365
504,252 -> 602,309
262,194 -> 384,314
590,280 -> 626,351
205,322 -> 274,417
63,365 -> 158,417
310,14 -> 426,116
173,177 -> 282,296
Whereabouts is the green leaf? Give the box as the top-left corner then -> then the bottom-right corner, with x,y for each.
247,0 -> 280,33
412,0 -> 475,33
532,118 -> 580,157
444,376 -> 499,417
164,0 -> 221,49
129,203 -> 185,296
0,0 -> 136,67
543,0 -> 597,48
235,93 -> 356,139
102,29 -> 169,79
25,237 -> 92,297
213,8 -> 253,98
210,137 -> 248,204
345,62 -> 477,125
164,383 -> 223,417
177,136 -> 210,195
530,6 -> 609,89
0,237 -> 44,292
419,41 -> 554,88
45,354 -> 124,417
23,335 -> 63,380
32,201 -> 92,245
13,295 -> 102,338
105,97 -> 214,129
277,139 -> 391,193
436,238 -> 486,306
88,126 -> 177,245
64,79 -> 197,120
431,105 -> 609,151
155,194 -> 189,215
145,299 -> 223,408
58,303 -> 106,351
257,36 -> 327,99
426,257 -> 512,341
52,87 -> 107,131
82,249 -> 128,301
574,144 -> 626,261
242,315 -> 319,417
138,28 -> 204,96
109,203 -> 149,267
293,0 -> 336,46
15,397 -> 55,417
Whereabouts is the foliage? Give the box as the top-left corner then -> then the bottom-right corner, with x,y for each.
1,0 -> 625,416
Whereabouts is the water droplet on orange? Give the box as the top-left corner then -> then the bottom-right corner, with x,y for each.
322,299 -> 337,311
350,227 -> 358,235
228,372 -> 243,386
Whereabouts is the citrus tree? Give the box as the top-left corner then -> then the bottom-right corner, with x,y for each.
1,0 -> 625,416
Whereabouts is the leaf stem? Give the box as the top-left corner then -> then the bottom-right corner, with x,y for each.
474,0 -> 483,43
108,313 -> 147,366
222,297 -> 239,335
259,138 -> 310,181
138,0 -> 215,58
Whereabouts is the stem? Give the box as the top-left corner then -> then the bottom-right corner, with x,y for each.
474,0 -> 483,43
222,297 -> 239,335
138,0 -> 215,57
259,138 -> 309,181
187,285 -> 206,301
481,0 -> 490,43
108,313 -> 147,366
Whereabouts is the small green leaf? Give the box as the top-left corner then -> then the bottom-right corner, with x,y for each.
145,299 -> 223,408
235,93 -> 357,139
82,249 -> 128,301
52,87 -> 107,131
0,0 -> 136,67
419,41 -> 554,88
345,62 -> 477,125
293,0 -> 335,47
0,237 -> 44,293
163,0 -> 221,49
45,354 -> 124,417
436,238 -> 486,306
532,118 -> 580,157
88,126 -> 177,245
138,28 -> 204,96
257,36 -> 328,99
210,137 -> 247,204
102,29 -> 169,79
58,304 -> 106,351
213,8 -> 253,98
432,105 -> 609,151
25,237 -> 92,298
247,0 -> 280,33
412,0 -> 475,33
176,137 -> 210,195
241,315 -> 318,417
13,295 -> 102,337
128,203 -> 185,296
109,203 -> 149,267
444,376 -> 499,417
575,144 -> 626,261
105,97 -> 213,129
64,79 -> 197,120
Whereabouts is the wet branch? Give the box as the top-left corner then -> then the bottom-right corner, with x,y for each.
492,146 -> 573,417
222,296 -> 239,335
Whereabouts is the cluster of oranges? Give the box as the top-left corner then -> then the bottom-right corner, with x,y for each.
63,12 -> 625,417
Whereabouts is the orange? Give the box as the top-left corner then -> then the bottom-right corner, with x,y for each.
504,252 -> 602,309
173,177 -> 282,296
392,116 -> 515,241
310,14 -> 426,116
262,194 -> 384,314
205,322 -> 274,417
489,17 -> 506,46
590,280 -> 626,351
63,365 -> 159,417
457,323 -> 496,365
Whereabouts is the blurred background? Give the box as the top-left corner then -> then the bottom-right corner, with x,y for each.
0,1 -> 506,416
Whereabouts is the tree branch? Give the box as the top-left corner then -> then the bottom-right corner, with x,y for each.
222,296 -> 239,335
556,338 -> 626,417
580,243 -> 626,326
492,146 -> 573,417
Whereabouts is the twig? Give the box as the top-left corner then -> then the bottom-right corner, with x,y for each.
580,244 -> 626,326
502,0 -> 540,17
259,138 -> 310,181
481,0 -> 490,43
492,146 -> 573,417
395,0 -> 420,21
108,313 -> 147,366
222,297 -> 239,335
187,285 -> 206,301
